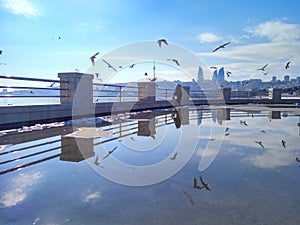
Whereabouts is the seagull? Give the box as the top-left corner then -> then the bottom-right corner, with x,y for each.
212,41 -> 231,52
193,176 -> 202,189
49,82 -> 56,87
74,68 -> 79,72
149,77 -> 157,82
255,141 -> 265,148
90,52 -> 99,65
240,120 -> 248,126
94,155 -> 101,167
226,71 -> 232,77
296,157 -> 300,163
0,50 -> 2,55
285,61 -> 290,69
262,72 -> 268,76
183,191 -> 195,206
157,39 -> 168,48
170,152 -> 178,160
257,64 -> 268,71
225,127 -> 229,132
261,130 -> 266,133
281,139 -> 286,149
199,176 -> 211,191
130,136 -> 135,141
167,58 -> 180,66
210,66 -> 217,69
102,59 -> 117,72
102,146 -> 117,160
144,72 -> 148,76
129,64 -> 135,68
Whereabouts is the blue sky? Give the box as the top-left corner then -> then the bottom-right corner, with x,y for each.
1,0 -> 300,83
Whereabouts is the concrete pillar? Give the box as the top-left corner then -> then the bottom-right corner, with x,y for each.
58,72 -> 94,117
222,88 -> 231,103
181,86 -> 190,105
137,118 -> 156,137
137,82 -> 156,103
268,88 -> 282,103
60,136 -> 95,162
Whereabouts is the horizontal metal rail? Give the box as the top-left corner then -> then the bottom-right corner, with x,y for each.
0,74 -> 65,83
0,85 -> 67,91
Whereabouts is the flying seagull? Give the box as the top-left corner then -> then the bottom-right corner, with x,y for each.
129,64 -> 135,68
0,50 -> 2,55
210,66 -> 217,69
199,176 -> 211,191
183,191 -> 195,206
226,71 -> 232,77
281,139 -> 286,149
296,157 -> 300,163
212,41 -> 231,52
102,59 -> 118,72
170,152 -> 178,160
90,52 -> 99,65
49,82 -> 56,87
167,58 -> 180,66
102,146 -> 117,160
257,64 -> 268,71
255,141 -> 265,148
157,39 -> 168,48
285,61 -> 290,69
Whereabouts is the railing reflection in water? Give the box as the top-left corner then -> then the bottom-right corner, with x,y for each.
1,107 -> 299,176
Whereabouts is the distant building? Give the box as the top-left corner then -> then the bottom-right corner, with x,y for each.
284,75 -> 290,82
212,70 -> 218,81
297,76 -> 300,84
197,66 -> 204,84
212,67 -> 224,82
271,76 -> 277,83
218,67 -> 225,81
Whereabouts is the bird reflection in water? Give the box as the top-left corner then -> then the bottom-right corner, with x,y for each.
199,176 -> 212,191
254,141 -> 265,149
93,155 -> 104,168
183,191 -> 195,206
102,146 -> 117,160
170,152 -> 178,160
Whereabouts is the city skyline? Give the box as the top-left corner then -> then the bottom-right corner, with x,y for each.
1,0 -> 300,83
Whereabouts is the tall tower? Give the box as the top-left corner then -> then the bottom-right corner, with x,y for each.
197,66 -> 204,84
218,67 -> 225,81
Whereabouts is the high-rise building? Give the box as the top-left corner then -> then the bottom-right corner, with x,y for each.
197,66 -> 204,84
212,69 -> 218,81
284,75 -> 290,82
296,76 -> 300,84
217,67 -> 225,81
271,76 -> 276,83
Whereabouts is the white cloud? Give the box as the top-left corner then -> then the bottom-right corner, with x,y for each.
198,33 -> 222,43
82,191 -> 101,203
2,0 -> 39,17
246,20 -> 300,42
0,171 -> 42,208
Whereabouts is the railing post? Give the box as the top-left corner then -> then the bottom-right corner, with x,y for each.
268,88 -> 282,103
137,82 -> 156,103
119,86 -> 122,102
222,88 -> 231,103
58,72 -> 94,117
181,86 -> 190,105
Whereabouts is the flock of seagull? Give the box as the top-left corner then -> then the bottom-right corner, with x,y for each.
88,39 -> 292,82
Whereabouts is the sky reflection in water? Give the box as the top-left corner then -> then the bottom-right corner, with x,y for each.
0,107 -> 300,225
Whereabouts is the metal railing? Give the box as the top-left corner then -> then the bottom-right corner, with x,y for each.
156,87 -> 174,100
93,83 -> 140,102
0,75 -> 68,105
